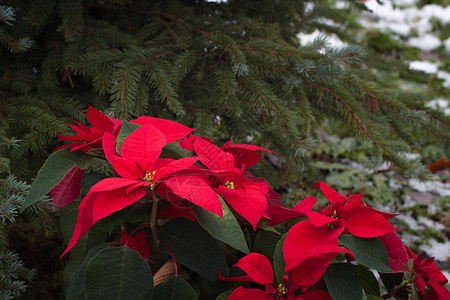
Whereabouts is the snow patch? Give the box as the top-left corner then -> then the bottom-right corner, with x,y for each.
407,34 -> 441,51
409,60 -> 439,73
408,179 -> 450,197
419,240 -> 450,262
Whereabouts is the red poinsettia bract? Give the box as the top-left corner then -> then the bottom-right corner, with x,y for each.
307,181 -> 397,238
222,253 -> 332,300
120,230 -> 151,259
62,123 -> 220,256
57,105 -> 122,153
186,136 -> 271,229
284,220 -> 352,290
405,247 -> 450,299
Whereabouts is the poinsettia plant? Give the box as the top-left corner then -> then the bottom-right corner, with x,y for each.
22,106 -> 449,299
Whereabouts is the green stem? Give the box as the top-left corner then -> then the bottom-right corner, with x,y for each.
150,185 -> 161,267
381,274 -> 416,299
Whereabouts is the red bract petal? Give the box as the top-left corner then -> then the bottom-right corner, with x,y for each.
87,105 -> 115,133
416,274 -> 427,295
344,204 -> 398,220
164,175 -> 223,218
103,132 -> 141,179
131,116 -> 195,143
345,210 -> 396,238
70,137 -> 103,152
121,124 -> 167,170
62,185 -> 146,256
120,230 -> 151,258
193,138 -> 235,171
422,261 -> 449,285
89,177 -> 145,193
266,197 -> 316,226
345,191 -> 363,207
307,211 -> 337,227
290,254 -> 337,290
378,232 -> 409,273
221,139 -> 274,167
234,253 -> 274,285
312,181 -> 346,205
58,132 -> 101,142
217,185 -> 268,230
284,220 -> 347,271
295,290 -> 333,300
425,280 -> 450,299
228,287 -> 273,300
49,166 -> 84,209
153,156 -> 198,182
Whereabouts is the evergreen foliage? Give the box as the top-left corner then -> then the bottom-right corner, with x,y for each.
0,174 -> 57,299
1,0 -> 448,184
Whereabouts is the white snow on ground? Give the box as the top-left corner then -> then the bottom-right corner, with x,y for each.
408,179 -> 450,197
419,240 -> 450,261
444,37 -> 450,54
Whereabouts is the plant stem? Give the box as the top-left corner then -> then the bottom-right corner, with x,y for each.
150,185 -> 162,267
381,274 -> 416,299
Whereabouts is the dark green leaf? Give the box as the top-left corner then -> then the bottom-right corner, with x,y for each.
116,120 -> 141,154
324,263 -> 363,300
216,287 -> 239,300
352,265 -> 380,296
338,234 -> 392,273
22,148 -> 93,210
66,244 -> 108,300
159,218 -> 229,281
84,246 -> 154,300
194,196 -> 249,254
273,233 -> 287,284
256,218 -> 280,235
253,230 -> 281,259
153,275 -> 197,300
366,296 -> 383,300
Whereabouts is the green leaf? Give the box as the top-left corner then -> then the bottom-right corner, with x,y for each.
256,218 -> 280,235
253,230 -> 281,259
352,265 -> 380,297
324,263 -> 363,300
338,234 -> 392,273
84,246 -> 154,300
216,287 -> 239,300
273,233 -> 287,284
116,120 -> 141,154
193,196 -> 249,254
153,275 -> 197,300
366,296 -> 383,300
22,148 -> 93,211
66,244 -> 108,300
159,218 -> 230,281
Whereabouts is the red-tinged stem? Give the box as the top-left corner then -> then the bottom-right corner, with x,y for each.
161,242 -> 178,275
150,185 -> 162,267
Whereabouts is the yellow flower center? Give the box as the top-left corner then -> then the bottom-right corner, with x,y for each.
331,209 -> 339,219
143,170 -> 156,182
224,181 -> 235,189
277,283 -> 287,295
